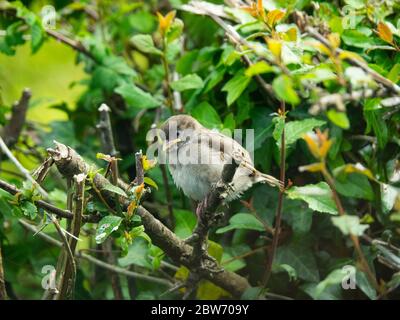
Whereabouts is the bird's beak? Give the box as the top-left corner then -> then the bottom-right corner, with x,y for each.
163,138 -> 182,151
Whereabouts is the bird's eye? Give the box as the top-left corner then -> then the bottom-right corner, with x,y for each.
177,131 -> 181,138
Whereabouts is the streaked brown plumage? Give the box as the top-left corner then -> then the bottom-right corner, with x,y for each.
161,115 -> 282,202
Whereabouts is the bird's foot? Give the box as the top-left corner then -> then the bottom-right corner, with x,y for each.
183,233 -> 199,245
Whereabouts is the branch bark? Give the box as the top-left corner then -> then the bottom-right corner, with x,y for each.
1,88 -> 31,148
19,220 -> 171,286
0,242 -> 7,300
46,142 -> 250,298
0,179 -> 100,223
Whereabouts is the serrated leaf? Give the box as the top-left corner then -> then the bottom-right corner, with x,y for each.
170,74 -> 204,91
275,242 -> 320,282
327,109 -> 350,129
279,118 -> 326,149
95,216 -> 123,244
191,101 -> 222,129
272,116 -> 285,141
130,34 -> 162,55
118,238 -> 153,269
115,83 -> 161,109
222,71 -> 251,106
102,183 -> 128,197
31,22 -> 44,54
245,61 -> 273,77
174,209 -> 196,239
331,215 -> 369,236
216,213 -> 265,234
21,201 -> 38,219
144,177 -> 158,190
272,75 -> 299,105
286,182 -> 338,215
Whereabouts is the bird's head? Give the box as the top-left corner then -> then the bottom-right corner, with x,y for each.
160,115 -> 202,151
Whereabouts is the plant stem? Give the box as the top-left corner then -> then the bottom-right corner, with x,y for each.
262,101 -> 286,287
0,242 -> 7,300
321,168 -> 381,293
161,38 -> 174,113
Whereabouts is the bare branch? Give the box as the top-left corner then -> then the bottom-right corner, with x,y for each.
0,136 -> 48,198
0,179 -> 100,223
97,103 -> 118,157
0,243 -> 7,300
46,29 -> 94,60
19,220 -> 172,286
2,88 -> 31,148
46,142 -> 250,297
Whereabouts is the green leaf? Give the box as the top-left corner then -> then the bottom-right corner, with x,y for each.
272,75 -> 300,105
314,269 -> 345,298
279,118 -> 326,149
387,63 -> 400,83
191,102 -> 222,129
216,213 -> 265,234
118,238 -> 153,269
174,209 -> 196,239
327,109 -> 350,129
130,225 -> 152,244
20,201 -> 38,219
30,22 -> 44,54
286,182 -> 338,215
331,215 -> 369,236
95,216 -> 123,244
102,183 -> 128,197
144,177 -> 158,190
222,71 -> 251,106
272,116 -> 285,141
130,34 -> 162,55
364,109 -> 388,149
166,18 -> 184,43
275,242 -> 320,282
245,61 -> 273,77
356,270 -> 377,300
170,74 -> 204,91
344,0 -> 366,9
115,83 -> 161,109
335,174 -> 374,201
273,263 -> 298,281
341,30 -> 376,49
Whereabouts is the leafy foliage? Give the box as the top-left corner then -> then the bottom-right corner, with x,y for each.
0,0 -> 399,301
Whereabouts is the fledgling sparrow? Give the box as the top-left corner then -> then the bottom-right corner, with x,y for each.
160,115 -> 282,203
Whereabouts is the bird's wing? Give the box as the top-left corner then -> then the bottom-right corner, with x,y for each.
195,130 -> 283,189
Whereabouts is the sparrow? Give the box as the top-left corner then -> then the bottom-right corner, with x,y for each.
160,115 -> 282,203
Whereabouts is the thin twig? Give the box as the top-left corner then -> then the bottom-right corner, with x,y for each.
263,101 -> 286,287
0,179 -> 100,223
97,104 -> 118,157
2,88 -> 31,148
304,25 -> 400,94
0,136 -> 48,198
19,220 -> 172,287
0,242 -> 7,300
160,164 -> 174,225
57,173 -> 86,299
96,105 -> 124,299
322,168 -> 381,293
52,215 -> 76,300
46,141 -> 250,297
46,29 -> 95,60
